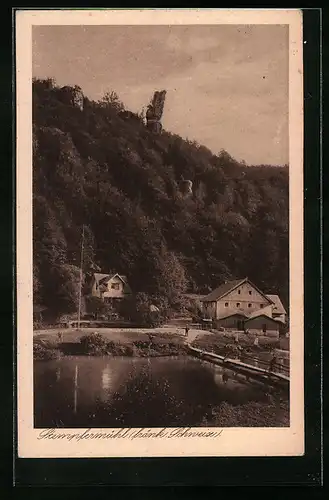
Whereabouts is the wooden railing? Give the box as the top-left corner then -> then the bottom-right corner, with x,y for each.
241,353 -> 289,375
188,345 -> 290,383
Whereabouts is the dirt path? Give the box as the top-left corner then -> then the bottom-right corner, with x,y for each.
186,329 -> 211,344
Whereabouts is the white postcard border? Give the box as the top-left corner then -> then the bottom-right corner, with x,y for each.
16,8 -> 304,458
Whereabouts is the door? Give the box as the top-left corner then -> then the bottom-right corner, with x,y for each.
237,320 -> 244,331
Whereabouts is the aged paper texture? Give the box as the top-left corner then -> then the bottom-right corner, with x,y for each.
16,8 -> 304,458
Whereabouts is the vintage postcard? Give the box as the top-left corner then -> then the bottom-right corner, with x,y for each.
16,8 -> 304,458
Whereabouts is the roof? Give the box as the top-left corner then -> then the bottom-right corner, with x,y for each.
245,314 -> 282,324
216,309 -> 249,320
93,272 -> 128,285
200,278 -> 275,305
200,278 -> 246,302
214,304 -> 286,324
248,305 -> 273,320
94,273 -> 111,284
266,294 -> 286,314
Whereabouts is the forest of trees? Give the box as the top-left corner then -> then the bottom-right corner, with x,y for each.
32,78 -> 289,322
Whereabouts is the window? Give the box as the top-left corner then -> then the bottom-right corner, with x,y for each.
225,302 -> 229,307
248,303 -> 252,308
262,324 -> 267,333
236,303 -> 240,308
238,290 -> 241,294
249,291 -> 252,295
111,283 -> 120,290
260,304 -> 263,308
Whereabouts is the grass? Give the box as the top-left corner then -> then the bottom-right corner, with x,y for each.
200,399 -> 289,427
33,329 -> 290,426
192,331 -> 281,355
33,339 -> 60,360
33,329 -> 187,360
34,327 -> 185,345
33,328 -> 288,362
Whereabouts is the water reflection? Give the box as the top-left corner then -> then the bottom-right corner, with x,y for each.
34,356 -> 274,429
101,366 -> 113,391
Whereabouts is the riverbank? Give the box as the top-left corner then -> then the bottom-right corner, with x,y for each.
33,327 -> 288,361
200,399 -> 289,427
34,331 -> 290,427
33,330 -> 188,360
191,331 -> 284,354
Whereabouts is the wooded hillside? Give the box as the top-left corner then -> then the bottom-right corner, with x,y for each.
33,78 -> 289,320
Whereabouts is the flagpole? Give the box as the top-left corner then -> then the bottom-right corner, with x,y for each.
77,225 -> 85,330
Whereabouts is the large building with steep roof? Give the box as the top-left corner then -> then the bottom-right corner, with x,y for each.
200,277 -> 286,336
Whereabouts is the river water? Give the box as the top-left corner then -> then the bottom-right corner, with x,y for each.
34,355 -> 274,428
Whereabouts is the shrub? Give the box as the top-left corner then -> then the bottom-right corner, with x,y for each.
201,399 -> 289,427
261,339 -> 280,350
79,332 -> 108,355
33,341 -> 59,360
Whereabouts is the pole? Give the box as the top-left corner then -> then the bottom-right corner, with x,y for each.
77,225 -> 85,330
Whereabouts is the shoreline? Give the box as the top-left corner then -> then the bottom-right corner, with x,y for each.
33,328 -> 288,362
34,331 -> 290,427
33,331 -> 189,360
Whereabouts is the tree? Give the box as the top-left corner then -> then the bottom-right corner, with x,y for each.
120,292 -> 165,327
99,90 -> 125,113
32,78 -> 289,322
85,295 -> 109,319
41,264 -> 82,318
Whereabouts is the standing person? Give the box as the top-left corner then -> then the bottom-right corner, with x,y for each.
185,325 -> 190,338
268,351 -> 277,373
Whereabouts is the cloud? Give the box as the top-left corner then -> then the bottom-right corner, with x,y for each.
32,24 -> 288,165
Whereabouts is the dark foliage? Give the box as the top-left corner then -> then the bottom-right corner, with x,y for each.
33,79 -> 289,320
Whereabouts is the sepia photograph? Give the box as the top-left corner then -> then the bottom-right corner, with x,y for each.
16,9 -> 304,458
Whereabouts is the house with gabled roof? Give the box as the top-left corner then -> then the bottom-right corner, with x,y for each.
265,294 -> 287,323
200,277 -> 286,336
91,272 -> 132,303
200,277 -> 274,319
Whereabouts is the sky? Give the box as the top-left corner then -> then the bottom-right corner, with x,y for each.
33,24 -> 289,165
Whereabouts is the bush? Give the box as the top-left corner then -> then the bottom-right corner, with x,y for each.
261,339 -> 280,350
79,332 -> 109,355
33,341 -> 59,360
201,399 -> 289,427
79,333 -> 141,356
